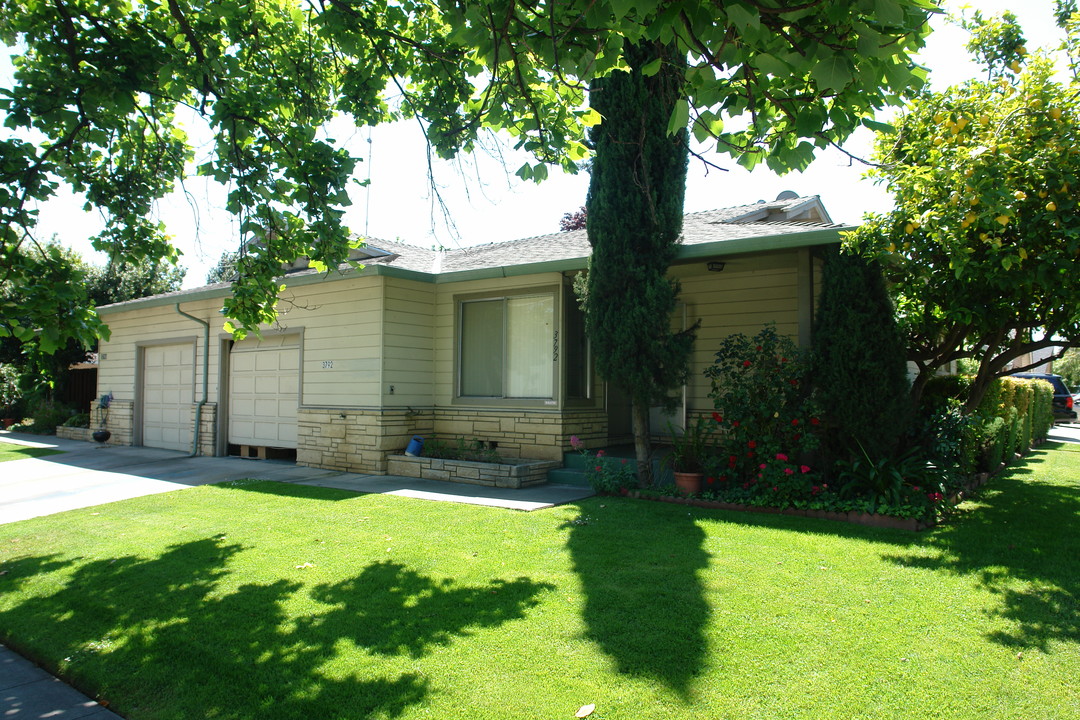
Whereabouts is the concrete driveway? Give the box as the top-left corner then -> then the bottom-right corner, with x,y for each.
0,432 -> 593,525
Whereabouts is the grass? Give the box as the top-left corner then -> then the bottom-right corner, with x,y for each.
1,446 -> 1079,719
0,440 -> 62,463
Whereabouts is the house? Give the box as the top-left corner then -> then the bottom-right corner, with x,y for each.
92,193 -> 846,473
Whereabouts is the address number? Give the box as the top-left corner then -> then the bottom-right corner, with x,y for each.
322,360 -> 334,369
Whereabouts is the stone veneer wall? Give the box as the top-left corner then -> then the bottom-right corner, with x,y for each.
90,400 -> 134,446
191,403 -> 217,456
432,408 -> 608,461
297,408 -> 434,474
386,454 -> 560,489
295,406 -> 607,475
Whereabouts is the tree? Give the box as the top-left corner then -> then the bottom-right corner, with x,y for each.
0,241 -> 184,396
1055,348 -> 1080,388
559,207 -> 587,232
206,250 -> 240,285
811,248 -> 912,463
846,12 -> 1080,411
86,258 -> 186,307
2,1 -> 935,350
583,41 -> 693,486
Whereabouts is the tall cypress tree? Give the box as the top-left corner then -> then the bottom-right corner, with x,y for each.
812,248 -> 913,463
583,41 -> 694,486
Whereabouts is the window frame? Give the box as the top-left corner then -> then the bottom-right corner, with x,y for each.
453,286 -> 561,408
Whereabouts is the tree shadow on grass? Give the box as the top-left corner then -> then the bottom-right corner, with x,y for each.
880,445 -> 1080,652
0,537 -> 553,719
564,501 -> 710,699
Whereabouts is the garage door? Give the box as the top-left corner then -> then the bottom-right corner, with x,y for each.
142,344 -> 194,451
229,334 -> 299,448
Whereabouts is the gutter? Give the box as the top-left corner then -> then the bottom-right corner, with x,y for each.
175,304 -> 210,457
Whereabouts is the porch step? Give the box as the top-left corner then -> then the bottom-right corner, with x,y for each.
546,446 -> 675,488
547,467 -> 590,487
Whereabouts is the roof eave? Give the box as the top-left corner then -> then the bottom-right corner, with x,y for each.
676,226 -> 847,261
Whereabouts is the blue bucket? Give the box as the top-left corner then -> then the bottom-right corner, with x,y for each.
405,436 -> 424,457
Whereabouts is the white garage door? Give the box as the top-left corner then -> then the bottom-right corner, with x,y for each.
142,344 -> 194,451
229,334 -> 299,448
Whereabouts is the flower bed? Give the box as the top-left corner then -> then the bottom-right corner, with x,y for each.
618,469 -> 995,532
386,454 -> 560,489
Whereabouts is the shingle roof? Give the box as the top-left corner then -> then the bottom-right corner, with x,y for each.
99,194 -> 846,311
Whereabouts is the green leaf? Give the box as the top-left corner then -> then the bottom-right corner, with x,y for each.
874,0 -> 904,26
640,57 -> 662,77
726,3 -> 760,31
811,55 -> 853,91
862,118 -> 896,133
667,98 -> 690,135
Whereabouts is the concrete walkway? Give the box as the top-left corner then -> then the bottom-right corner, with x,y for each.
0,431 -> 593,526
1,644 -> 122,720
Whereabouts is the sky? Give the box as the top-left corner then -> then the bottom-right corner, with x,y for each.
0,0 -> 1067,288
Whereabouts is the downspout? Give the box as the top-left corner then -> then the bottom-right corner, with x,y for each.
175,304 -> 210,457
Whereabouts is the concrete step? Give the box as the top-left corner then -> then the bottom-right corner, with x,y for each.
547,467 -> 590,487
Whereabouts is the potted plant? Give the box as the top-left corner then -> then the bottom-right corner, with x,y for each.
665,415 -> 715,495
92,393 -> 112,444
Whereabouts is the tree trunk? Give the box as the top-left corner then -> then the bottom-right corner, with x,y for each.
632,397 -> 653,487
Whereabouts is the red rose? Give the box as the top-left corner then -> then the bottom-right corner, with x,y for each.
791,419 -> 799,426
743,360 -> 751,367
712,412 -> 723,423
748,440 -> 757,449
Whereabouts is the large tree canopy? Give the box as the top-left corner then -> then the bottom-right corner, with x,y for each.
846,12 -> 1080,410
2,0 -> 935,351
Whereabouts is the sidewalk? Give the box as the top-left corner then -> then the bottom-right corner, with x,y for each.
1,644 -> 121,719
0,431 -> 594,525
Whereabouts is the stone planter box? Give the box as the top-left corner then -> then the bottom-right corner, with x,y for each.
386,454 -> 561,489
55,426 -> 94,442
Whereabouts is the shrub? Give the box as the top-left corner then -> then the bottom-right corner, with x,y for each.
981,416 -> 1009,471
422,438 -> 502,464
1030,380 -> 1054,440
0,364 -> 23,417
63,413 -> 91,428
811,248 -> 912,463
569,436 -> 635,495
9,395 -> 75,435
704,324 -> 820,485
920,374 -> 973,412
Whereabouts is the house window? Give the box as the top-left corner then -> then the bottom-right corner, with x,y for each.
459,294 -> 554,399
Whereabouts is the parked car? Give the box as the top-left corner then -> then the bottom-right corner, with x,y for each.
1011,373 -> 1078,423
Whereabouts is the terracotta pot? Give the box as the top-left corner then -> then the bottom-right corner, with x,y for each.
673,471 -> 703,496
1,418 -> 15,429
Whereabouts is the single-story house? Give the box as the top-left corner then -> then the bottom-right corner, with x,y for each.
92,193 -> 847,473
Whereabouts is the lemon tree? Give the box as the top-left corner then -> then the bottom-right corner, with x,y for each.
848,12 -> 1080,410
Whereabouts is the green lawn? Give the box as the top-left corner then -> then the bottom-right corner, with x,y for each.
1,445 -> 1078,720
0,440 -> 62,463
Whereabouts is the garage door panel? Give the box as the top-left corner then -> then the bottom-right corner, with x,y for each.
142,344 -> 193,452
229,336 -> 299,449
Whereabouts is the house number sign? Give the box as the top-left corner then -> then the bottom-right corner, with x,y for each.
322,360 -> 334,369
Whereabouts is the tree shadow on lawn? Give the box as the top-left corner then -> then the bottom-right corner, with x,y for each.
564,500 -> 710,700
0,537 -> 553,719
880,444 -> 1080,653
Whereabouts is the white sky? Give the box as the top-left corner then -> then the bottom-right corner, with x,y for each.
0,0 -> 1066,288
